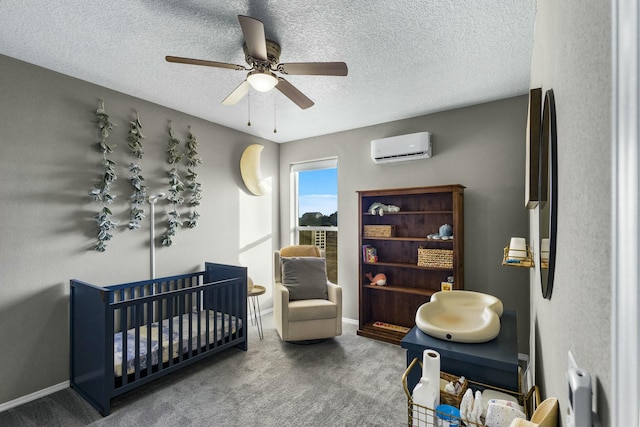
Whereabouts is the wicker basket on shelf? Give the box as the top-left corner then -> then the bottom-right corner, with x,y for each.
364,225 -> 395,237
417,248 -> 453,269
440,372 -> 468,407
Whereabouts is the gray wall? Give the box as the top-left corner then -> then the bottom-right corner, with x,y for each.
0,54 -> 280,405
528,1 -> 612,425
279,96 -> 531,354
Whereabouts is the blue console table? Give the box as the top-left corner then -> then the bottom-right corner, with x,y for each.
401,309 -> 519,392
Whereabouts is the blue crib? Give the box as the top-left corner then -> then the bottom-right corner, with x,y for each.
70,262 -> 247,416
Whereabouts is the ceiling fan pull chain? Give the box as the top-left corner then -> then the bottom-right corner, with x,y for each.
247,91 -> 251,127
273,91 -> 277,133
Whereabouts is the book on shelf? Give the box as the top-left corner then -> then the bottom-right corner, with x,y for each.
362,245 -> 378,263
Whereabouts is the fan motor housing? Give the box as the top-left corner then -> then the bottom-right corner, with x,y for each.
243,40 -> 281,67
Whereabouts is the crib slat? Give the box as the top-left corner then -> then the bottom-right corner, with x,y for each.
119,306 -> 128,386
198,291 -> 208,350
224,286 -> 233,342
235,280 -> 241,339
186,294 -> 192,358
133,303 -> 141,381
219,286 -> 225,346
155,300 -> 167,371
213,285 -> 219,347
177,294 -> 184,363
146,295 -> 153,377
238,279 -> 244,340
180,278 -> 190,357
227,284 -> 232,342
237,279 -> 242,339
165,295 -> 171,369
236,280 -> 241,339
231,282 -> 237,341
191,299 -> 195,357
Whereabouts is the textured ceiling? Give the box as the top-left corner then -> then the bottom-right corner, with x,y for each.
0,1 -> 536,143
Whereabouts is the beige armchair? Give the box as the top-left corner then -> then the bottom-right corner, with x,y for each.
273,245 -> 342,341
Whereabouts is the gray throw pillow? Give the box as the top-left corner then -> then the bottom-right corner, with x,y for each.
281,257 -> 329,301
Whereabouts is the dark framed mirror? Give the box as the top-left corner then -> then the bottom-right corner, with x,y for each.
539,89 -> 557,299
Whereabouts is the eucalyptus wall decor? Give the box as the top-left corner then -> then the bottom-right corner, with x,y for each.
89,99 -> 119,252
127,111 -> 147,230
161,123 -> 185,246
85,107 -> 206,251
184,126 -> 203,228
128,163 -> 147,230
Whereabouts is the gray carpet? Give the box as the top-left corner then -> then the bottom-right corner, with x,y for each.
0,313 -> 409,426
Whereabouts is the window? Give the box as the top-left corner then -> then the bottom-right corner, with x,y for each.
291,159 -> 338,283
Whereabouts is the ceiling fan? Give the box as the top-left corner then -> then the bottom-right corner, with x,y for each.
166,15 -> 348,110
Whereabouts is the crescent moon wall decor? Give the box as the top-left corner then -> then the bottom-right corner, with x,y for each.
240,144 -> 271,196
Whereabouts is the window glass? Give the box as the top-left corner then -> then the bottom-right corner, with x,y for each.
292,160 -> 337,282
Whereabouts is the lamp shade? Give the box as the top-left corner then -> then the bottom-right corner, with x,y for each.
247,71 -> 278,92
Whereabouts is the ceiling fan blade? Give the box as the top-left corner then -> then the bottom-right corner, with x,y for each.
275,77 -> 314,109
222,80 -> 250,105
166,56 -> 246,71
277,62 -> 348,76
238,15 -> 268,61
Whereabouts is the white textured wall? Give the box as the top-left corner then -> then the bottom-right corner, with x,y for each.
0,55 -> 279,405
280,96 -> 531,353
529,1 -> 612,425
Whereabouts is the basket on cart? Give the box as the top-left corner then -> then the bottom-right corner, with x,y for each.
402,358 -> 539,427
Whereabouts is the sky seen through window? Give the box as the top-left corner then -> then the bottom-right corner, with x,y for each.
298,168 -> 337,216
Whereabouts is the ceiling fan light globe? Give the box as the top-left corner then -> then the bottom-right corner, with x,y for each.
247,71 -> 278,92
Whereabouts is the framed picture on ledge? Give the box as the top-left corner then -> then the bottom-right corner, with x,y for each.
525,87 -> 542,209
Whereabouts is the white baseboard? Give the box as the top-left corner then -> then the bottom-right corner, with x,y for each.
0,381 -> 69,413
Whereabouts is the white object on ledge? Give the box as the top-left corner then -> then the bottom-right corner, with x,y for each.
508,237 -> 527,260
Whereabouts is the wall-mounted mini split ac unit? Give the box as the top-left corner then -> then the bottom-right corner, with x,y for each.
370,131 -> 432,164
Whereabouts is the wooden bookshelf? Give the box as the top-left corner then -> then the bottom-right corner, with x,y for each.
357,185 -> 465,345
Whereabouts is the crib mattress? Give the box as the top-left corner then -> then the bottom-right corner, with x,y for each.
114,310 -> 241,377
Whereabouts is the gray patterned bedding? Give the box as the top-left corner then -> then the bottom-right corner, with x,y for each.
114,310 -> 241,377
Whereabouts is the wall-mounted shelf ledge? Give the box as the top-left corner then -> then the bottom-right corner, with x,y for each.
501,246 -> 535,268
